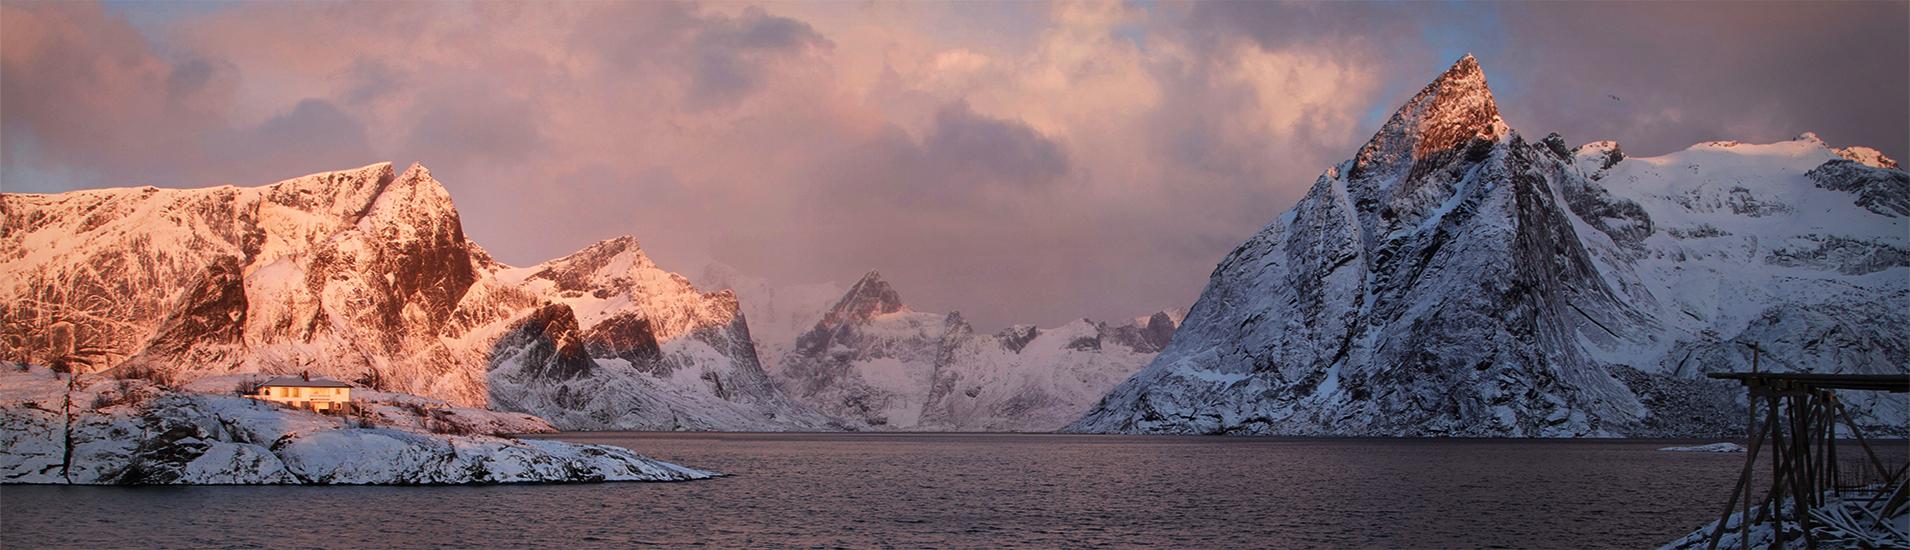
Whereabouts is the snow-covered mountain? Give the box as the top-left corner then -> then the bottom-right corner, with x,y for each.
1070,55 -> 1908,437
0,163 -> 834,431
768,271 -> 1178,431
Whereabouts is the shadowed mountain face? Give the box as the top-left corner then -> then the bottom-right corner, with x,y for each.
767,271 -> 1179,431
0,163 -> 833,431
1070,56 -> 1910,437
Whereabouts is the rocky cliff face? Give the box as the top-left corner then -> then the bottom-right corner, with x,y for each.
1069,55 -> 1908,437
0,163 -> 833,431
768,271 -> 1177,431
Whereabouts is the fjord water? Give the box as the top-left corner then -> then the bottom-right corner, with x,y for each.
3,434 -> 1763,548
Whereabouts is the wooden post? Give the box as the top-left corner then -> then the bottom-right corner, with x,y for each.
1786,394 -> 1818,549
1818,395 -> 1833,496
1708,399 -> 1774,550
1767,395 -> 1788,547
1832,401 -> 1896,488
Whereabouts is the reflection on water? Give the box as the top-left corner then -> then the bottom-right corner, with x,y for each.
4,433 -> 1806,548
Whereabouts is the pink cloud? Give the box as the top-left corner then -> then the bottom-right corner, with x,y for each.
4,1 -> 1902,329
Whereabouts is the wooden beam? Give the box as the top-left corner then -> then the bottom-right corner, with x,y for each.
1786,394 -> 1818,549
1767,395 -> 1789,548
1708,400 -> 1774,550
1832,401 -> 1896,488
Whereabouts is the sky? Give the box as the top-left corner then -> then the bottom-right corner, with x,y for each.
4,0 -> 1906,330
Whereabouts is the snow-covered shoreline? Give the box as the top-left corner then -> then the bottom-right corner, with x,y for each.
1660,488 -> 1909,549
0,366 -> 715,485
1659,442 -> 1747,453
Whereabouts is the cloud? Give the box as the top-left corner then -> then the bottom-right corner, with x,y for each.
3,0 -> 1903,329
574,3 -> 832,111
686,6 -> 833,108
924,101 -> 1069,188
1491,1 -> 1909,157
207,98 -> 375,184
0,2 -> 234,189
404,89 -> 544,169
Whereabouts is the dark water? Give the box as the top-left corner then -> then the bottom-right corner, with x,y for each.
2,433 -> 1790,548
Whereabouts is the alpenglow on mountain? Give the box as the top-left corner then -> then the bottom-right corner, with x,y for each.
0,163 -> 835,431
1069,55 -> 1908,437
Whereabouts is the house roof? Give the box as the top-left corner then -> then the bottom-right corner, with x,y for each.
260,376 -> 353,388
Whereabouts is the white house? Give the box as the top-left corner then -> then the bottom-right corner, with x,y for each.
253,375 -> 353,412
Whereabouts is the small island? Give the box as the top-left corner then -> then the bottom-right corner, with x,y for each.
0,365 -> 714,485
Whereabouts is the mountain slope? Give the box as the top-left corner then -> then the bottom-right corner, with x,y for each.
1069,55 -> 1908,437
770,271 -> 1176,431
1,163 -> 834,431
695,261 -> 845,374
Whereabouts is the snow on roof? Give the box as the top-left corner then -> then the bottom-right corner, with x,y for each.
260,376 -> 353,388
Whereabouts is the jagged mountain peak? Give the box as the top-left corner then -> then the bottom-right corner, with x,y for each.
398,161 -> 432,179
1353,54 -> 1503,178
542,234 -> 653,267
531,235 -> 655,288
819,270 -> 906,325
276,161 -> 396,195
363,162 -> 460,217
1573,140 -> 1627,180
1835,145 -> 1900,170
305,161 -> 396,183
583,234 -> 643,255
255,162 -> 398,223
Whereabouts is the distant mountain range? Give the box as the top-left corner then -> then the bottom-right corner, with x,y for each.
709,269 -> 1179,431
1068,55 -> 1908,437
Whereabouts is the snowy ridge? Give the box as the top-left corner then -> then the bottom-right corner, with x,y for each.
1070,56 -> 1908,437
769,271 -> 1178,431
1,163 -> 833,431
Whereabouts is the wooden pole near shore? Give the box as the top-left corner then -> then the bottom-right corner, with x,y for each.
1701,370 -> 1908,549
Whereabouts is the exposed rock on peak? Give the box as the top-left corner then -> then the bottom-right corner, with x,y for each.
1139,311 -> 1179,350
531,235 -> 653,292
1354,54 -> 1502,178
494,303 -> 594,381
820,270 -> 906,326
1836,145 -> 1900,170
262,162 -> 397,224
1573,140 -> 1626,180
1808,159 -> 1910,217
